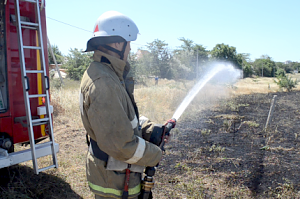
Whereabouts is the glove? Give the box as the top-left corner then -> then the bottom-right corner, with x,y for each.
164,118 -> 176,136
149,124 -> 164,146
165,118 -> 176,127
149,118 -> 176,147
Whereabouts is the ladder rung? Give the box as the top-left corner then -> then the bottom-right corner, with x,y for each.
23,46 -> 41,50
26,70 -> 44,74
38,165 -> 56,173
32,118 -> 49,124
21,21 -> 39,27
20,0 -> 37,3
29,94 -> 46,98
32,121 -> 49,127
21,21 -> 38,30
21,25 -> 38,30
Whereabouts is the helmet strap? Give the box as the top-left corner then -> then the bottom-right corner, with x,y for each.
103,42 -> 127,60
120,42 -> 127,60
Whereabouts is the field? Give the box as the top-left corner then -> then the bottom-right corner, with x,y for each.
1,74 -> 300,199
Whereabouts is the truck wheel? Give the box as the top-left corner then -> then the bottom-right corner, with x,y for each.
0,134 -> 14,185
0,133 -> 14,153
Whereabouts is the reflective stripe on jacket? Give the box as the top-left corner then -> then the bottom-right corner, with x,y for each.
88,172 -> 141,197
80,50 -> 162,198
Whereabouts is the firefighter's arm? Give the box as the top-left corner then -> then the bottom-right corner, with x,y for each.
87,78 -> 162,167
139,116 -> 155,141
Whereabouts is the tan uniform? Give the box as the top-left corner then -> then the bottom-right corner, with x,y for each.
80,50 -> 162,198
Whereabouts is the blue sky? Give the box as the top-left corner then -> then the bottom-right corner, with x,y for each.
46,0 -> 300,62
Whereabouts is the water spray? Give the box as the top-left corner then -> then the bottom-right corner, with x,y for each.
172,63 -> 241,120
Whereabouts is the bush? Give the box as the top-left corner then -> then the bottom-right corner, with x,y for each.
275,68 -> 286,77
50,78 -> 63,89
274,73 -> 297,92
63,48 -> 93,81
243,64 -> 253,78
66,65 -> 86,81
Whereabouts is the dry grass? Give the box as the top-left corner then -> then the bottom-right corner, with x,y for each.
134,78 -> 191,123
51,79 -> 82,129
1,74 -> 300,198
233,74 -> 300,95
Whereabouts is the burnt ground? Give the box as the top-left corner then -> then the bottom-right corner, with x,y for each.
154,91 -> 300,199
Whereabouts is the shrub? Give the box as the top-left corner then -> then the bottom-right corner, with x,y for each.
275,68 -> 286,77
274,73 -> 297,92
63,48 -> 93,81
50,78 -> 63,89
243,64 -> 253,78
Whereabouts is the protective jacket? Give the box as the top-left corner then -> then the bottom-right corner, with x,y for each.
80,50 -> 162,198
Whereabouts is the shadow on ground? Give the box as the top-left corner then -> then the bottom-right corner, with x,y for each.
0,165 -> 83,199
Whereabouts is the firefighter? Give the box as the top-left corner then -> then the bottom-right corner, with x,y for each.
80,11 -> 174,199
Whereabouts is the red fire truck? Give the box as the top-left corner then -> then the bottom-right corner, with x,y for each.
0,0 -> 58,174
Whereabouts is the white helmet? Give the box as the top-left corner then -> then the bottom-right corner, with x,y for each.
85,11 -> 139,52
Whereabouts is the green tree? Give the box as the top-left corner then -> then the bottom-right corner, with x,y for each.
243,63 -> 253,78
171,50 -> 193,79
210,43 -> 243,69
275,61 -> 300,74
193,44 -> 209,73
276,61 -> 294,73
146,39 -> 172,79
127,52 -> 138,78
290,62 -> 300,72
128,51 -> 149,82
235,53 -> 254,78
173,38 -> 208,79
275,62 -> 286,72
62,48 -> 93,80
178,37 -> 194,52
48,45 -> 63,64
253,55 -> 276,77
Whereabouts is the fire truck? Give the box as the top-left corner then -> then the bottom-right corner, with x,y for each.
0,0 -> 59,174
